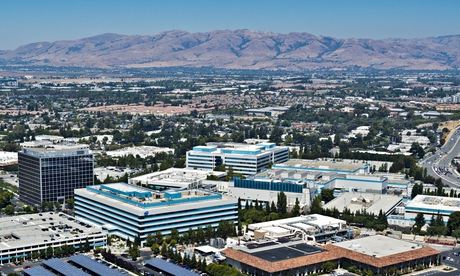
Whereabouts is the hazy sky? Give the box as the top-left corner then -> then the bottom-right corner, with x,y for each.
2,0 -> 460,49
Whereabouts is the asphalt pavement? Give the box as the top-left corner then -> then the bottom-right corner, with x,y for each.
420,127 -> 460,187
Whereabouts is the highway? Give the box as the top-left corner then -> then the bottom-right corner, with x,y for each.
420,127 -> 460,187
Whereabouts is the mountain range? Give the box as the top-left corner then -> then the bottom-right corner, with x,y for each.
1,30 -> 460,70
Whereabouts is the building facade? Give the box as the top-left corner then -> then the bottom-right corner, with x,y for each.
75,183 -> 238,244
404,195 -> 460,223
228,177 -> 315,209
186,142 -> 289,176
19,146 -> 94,205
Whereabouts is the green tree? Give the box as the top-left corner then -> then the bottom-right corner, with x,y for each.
160,241 -> 168,257
447,211 -> 460,236
411,183 -> 424,199
320,189 -> 335,203
276,192 -> 287,214
321,261 -> 337,273
310,197 -> 323,214
413,213 -> 426,234
3,204 -> 14,215
291,198 -> 301,217
151,243 -> 160,255
129,243 -> 140,261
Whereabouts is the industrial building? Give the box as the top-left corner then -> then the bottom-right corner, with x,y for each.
129,167 -> 226,190
323,192 -> 404,216
74,183 -> 238,244
186,142 -> 289,175
322,174 -> 389,193
224,235 -> 440,275
228,173 -> 316,209
0,213 -> 106,264
404,195 -> 460,223
18,145 -> 94,205
272,159 -> 369,175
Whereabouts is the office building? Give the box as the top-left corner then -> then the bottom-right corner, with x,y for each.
186,142 -> 289,175
19,145 -> 94,205
272,159 -> 369,175
129,167 -> 226,190
323,192 -> 404,216
0,213 -> 106,264
224,235 -> 439,275
247,214 -> 349,243
228,175 -> 316,209
75,183 -> 238,244
404,195 -> 460,223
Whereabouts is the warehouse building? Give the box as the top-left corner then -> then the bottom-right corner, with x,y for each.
75,183 -> 238,244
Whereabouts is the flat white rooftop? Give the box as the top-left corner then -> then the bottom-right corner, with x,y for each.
274,158 -> 367,172
104,146 -> 174,158
248,214 -> 345,231
129,168 -> 226,188
407,195 -> 460,212
323,192 -> 403,215
335,235 -> 423,258
75,183 -> 236,216
0,212 -> 104,250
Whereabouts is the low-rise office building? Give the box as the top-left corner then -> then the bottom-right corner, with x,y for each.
75,183 -> 238,244
0,213 -> 106,264
228,176 -> 316,209
404,195 -> 460,223
323,174 -> 388,193
224,235 -> 440,275
272,159 -> 369,175
129,167 -> 226,190
247,214 -> 349,243
323,192 -> 404,216
186,142 -> 289,176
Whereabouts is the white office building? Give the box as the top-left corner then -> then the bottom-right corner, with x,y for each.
186,142 -> 289,176
75,183 -> 238,244
404,195 -> 460,223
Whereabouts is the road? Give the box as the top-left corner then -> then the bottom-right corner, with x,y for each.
420,127 -> 460,187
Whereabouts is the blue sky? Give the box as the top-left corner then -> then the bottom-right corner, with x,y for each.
1,0 -> 459,49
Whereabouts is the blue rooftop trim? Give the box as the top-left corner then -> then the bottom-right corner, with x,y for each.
192,146 -> 217,152
23,266 -> 55,276
256,142 -> 276,150
69,255 -> 124,276
86,186 -> 222,209
221,148 -> 262,155
145,258 -> 199,276
100,184 -> 152,199
43,258 -> 90,276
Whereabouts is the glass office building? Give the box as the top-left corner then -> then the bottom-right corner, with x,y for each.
19,146 -> 94,205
